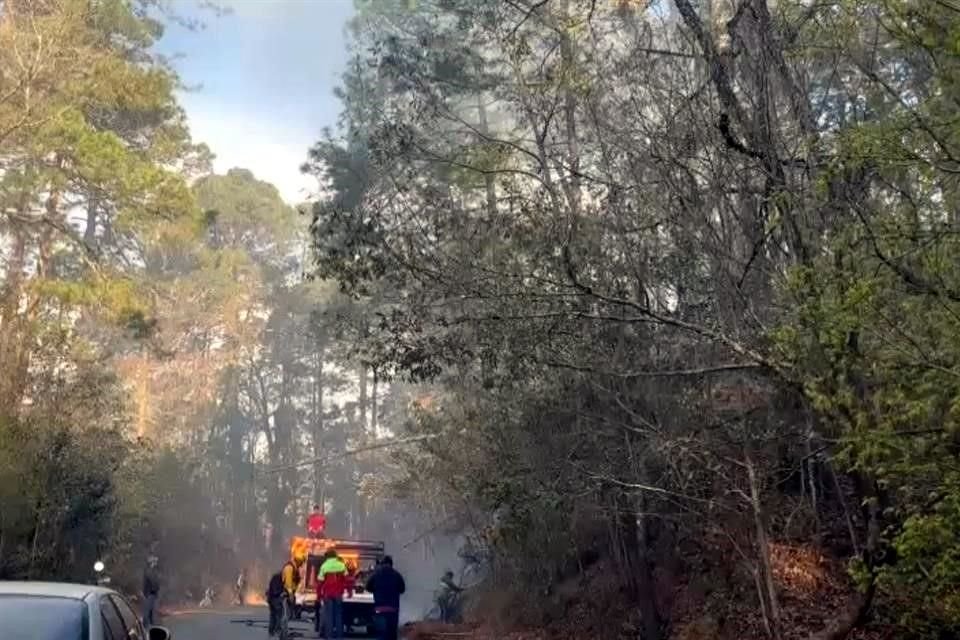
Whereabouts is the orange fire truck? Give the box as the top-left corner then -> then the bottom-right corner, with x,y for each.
289,535 -> 385,633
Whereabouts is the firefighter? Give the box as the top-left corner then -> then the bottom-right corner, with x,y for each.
267,553 -> 304,637
436,570 -> 463,623
366,556 -> 406,640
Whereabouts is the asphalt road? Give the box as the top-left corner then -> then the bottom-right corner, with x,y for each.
165,606 -> 331,640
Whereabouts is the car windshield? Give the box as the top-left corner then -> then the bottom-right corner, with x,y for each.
0,595 -> 85,640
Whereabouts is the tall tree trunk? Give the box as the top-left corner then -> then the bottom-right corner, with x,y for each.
476,86 -> 497,215
313,351 -> 325,505
616,491 -> 662,640
0,226 -> 27,417
223,368 -> 248,542
358,362 -> 368,430
829,462 -> 860,555
0,172 -> 48,417
371,367 -> 378,435
636,498 -> 662,640
559,0 -> 582,218
811,473 -> 880,640
1,181 -> 63,416
84,195 -> 98,249
806,429 -> 822,546
746,451 -> 782,639
135,354 -> 151,438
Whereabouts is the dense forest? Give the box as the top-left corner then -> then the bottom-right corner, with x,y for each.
4,0 -> 960,639
309,1 -> 960,639
0,0 -> 437,606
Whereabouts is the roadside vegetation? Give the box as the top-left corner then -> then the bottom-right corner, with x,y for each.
0,0 -> 428,603
4,1 -> 960,639
309,1 -> 960,639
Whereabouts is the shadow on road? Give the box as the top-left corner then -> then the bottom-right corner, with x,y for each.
167,607 -> 376,640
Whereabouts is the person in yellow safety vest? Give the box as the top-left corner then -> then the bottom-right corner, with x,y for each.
283,554 -> 303,597
267,553 -> 304,637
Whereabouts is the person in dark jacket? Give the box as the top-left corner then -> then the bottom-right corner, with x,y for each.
365,556 -> 406,640
142,555 -> 160,628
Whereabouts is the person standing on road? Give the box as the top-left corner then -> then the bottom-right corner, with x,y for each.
267,554 -> 303,637
318,548 -> 348,639
365,556 -> 406,640
142,555 -> 160,628
235,568 -> 246,606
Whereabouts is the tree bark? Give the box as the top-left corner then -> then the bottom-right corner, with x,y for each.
746,450 -> 782,639
371,367 -> 379,435
135,355 -> 151,438
810,478 -> 880,640
313,350 -> 325,504
616,492 -> 662,640
84,195 -> 99,249
0,226 -> 27,417
358,362 -> 368,430
476,86 -> 497,216
636,499 -> 662,640
807,430 -> 822,546
829,462 -> 860,556
558,0 -> 582,218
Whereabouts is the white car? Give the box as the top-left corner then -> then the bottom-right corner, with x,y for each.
0,581 -> 172,640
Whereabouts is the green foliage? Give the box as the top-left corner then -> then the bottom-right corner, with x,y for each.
775,228 -> 960,628
0,0 -> 200,304
311,0 -> 960,636
0,0 -> 236,596
194,168 -> 299,249
0,357 -> 129,581
773,160 -> 960,637
885,474 -> 960,616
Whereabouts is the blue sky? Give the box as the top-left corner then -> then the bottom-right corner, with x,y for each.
155,0 -> 356,203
